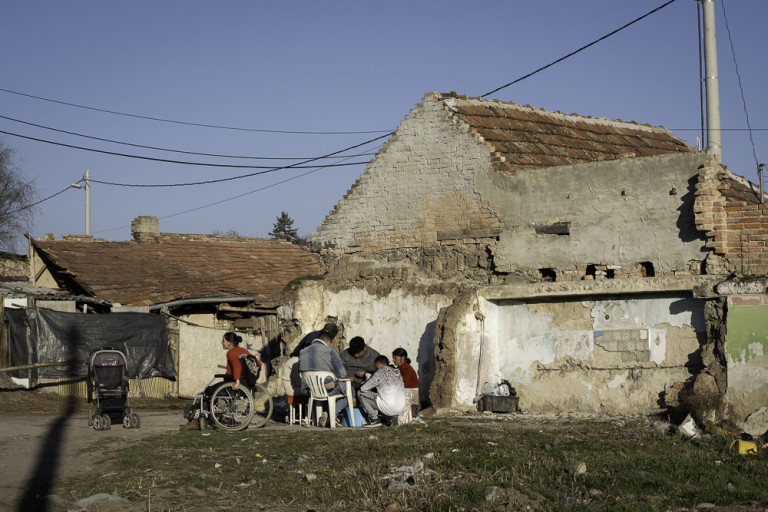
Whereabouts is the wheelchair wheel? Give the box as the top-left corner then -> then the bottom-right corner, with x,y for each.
249,383 -> 273,428
210,382 -> 254,431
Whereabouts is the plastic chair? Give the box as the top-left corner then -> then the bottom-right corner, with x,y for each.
281,357 -> 309,425
301,371 -> 355,429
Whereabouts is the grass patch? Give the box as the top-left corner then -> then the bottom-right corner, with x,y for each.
59,417 -> 768,511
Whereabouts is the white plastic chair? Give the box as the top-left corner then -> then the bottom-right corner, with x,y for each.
300,371 -> 355,429
281,357 -> 308,426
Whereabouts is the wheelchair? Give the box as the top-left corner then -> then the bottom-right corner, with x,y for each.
184,374 -> 273,432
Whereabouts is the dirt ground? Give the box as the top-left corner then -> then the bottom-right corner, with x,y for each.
0,389 -> 188,512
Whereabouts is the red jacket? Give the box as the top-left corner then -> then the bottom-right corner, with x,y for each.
398,362 -> 419,389
226,346 -> 252,381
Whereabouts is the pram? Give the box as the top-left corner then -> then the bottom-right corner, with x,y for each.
87,347 -> 140,431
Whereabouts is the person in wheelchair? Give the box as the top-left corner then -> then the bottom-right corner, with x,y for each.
181,331 -> 260,430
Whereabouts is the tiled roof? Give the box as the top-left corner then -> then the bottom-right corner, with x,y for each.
436,92 -> 694,172
33,238 -> 322,307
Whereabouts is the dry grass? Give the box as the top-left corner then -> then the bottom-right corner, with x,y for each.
55,413 -> 768,511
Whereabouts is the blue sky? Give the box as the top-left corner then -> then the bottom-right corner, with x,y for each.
1,1 -> 765,248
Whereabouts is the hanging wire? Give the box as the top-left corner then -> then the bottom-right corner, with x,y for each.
480,0 -> 680,98
720,0 -> 760,169
0,87 -> 391,135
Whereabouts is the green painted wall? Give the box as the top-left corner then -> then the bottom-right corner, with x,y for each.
726,305 -> 768,363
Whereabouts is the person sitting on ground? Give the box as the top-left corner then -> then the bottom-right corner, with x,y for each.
359,355 -> 406,428
341,336 -> 380,391
181,331 -> 258,431
298,322 -> 349,427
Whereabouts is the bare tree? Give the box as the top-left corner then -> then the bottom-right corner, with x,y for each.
0,141 -> 36,251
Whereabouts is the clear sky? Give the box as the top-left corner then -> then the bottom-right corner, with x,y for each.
1,0 -> 765,249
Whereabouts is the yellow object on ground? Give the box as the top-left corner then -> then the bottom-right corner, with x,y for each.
729,439 -> 758,455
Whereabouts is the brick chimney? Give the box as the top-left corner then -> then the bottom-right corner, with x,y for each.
131,216 -> 159,242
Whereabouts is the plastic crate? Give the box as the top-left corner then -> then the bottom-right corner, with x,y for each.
477,395 -> 519,413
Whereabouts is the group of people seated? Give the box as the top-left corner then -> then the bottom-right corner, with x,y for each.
297,322 -> 419,428
181,324 -> 420,431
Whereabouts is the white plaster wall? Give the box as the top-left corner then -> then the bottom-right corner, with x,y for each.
178,324 -> 265,398
457,295 -> 705,412
292,284 -> 451,397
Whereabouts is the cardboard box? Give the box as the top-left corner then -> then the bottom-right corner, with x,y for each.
477,395 -> 519,413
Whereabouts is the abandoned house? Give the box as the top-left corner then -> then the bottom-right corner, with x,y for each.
285,92 -> 768,425
27,215 -> 322,397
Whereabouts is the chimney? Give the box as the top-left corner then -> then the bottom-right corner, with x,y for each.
131,216 -> 159,242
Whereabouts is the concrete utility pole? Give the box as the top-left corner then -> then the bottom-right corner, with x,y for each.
70,169 -> 91,235
702,0 -> 722,161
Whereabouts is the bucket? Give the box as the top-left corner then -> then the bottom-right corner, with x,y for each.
340,407 -> 365,428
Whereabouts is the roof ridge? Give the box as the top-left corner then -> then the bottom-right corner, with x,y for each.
433,91 -> 675,136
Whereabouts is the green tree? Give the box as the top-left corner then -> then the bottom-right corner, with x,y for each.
269,211 -> 299,243
0,141 -> 36,251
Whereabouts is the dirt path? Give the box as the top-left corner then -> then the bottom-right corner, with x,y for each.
0,391 -> 186,512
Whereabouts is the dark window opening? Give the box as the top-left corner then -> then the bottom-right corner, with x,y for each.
539,268 -> 557,282
605,269 -> 615,279
640,261 -> 655,277
534,221 -> 570,236
585,264 -> 596,278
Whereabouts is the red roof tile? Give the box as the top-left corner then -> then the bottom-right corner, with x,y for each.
436,93 -> 694,171
33,238 -> 321,307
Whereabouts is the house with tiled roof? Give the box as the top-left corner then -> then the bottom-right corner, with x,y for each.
30,216 -> 322,397
286,92 -> 768,426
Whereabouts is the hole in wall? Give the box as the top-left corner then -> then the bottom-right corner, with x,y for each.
538,268 -> 557,282
640,261 -> 655,277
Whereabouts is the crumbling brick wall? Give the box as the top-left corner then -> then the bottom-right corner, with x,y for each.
695,163 -> 768,275
312,93 -> 502,255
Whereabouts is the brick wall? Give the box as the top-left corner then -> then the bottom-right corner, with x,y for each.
312,93 -> 502,254
695,163 -> 768,274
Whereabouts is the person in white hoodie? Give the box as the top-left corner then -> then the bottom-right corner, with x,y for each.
359,355 -> 406,427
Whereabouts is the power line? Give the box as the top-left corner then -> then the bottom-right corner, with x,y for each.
95,153 -> 363,234
480,0 -> 680,98
0,114 -> 378,160
0,128 -> 376,169
0,87 -> 391,135
88,132 -> 389,187
8,181 -> 81,215
720,0 -> 760,168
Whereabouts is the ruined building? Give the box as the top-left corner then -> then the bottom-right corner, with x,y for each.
286,92 -> 768,424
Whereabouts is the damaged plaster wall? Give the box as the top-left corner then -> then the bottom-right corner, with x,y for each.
481,152 -> 711,275
453,294 -> 706,413
724,297 -> 768,421
289,281 -> 452,401
177,323 -> 265,398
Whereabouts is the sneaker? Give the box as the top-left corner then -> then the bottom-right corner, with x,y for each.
318,411 -> 329,428
363,420 -> 382,428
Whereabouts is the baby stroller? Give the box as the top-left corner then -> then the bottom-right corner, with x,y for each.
87,347 -> 140,431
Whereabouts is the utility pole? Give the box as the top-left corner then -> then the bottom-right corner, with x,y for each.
71,169 -> 91,235
702,0 -> 722,161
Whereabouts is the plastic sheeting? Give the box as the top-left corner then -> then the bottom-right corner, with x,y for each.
5,308 -> 176,380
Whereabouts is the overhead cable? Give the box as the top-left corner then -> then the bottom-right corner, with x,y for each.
0,128 -> 381,169
0,87 -> 391,135
8,181 -> 81,215
0,114 -> 377,160
720,0 -> 760,168
480,0 -> 680,98
88,132 -> 390,187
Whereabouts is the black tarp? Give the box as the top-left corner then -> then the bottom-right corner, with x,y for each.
5,308 -> 176,380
